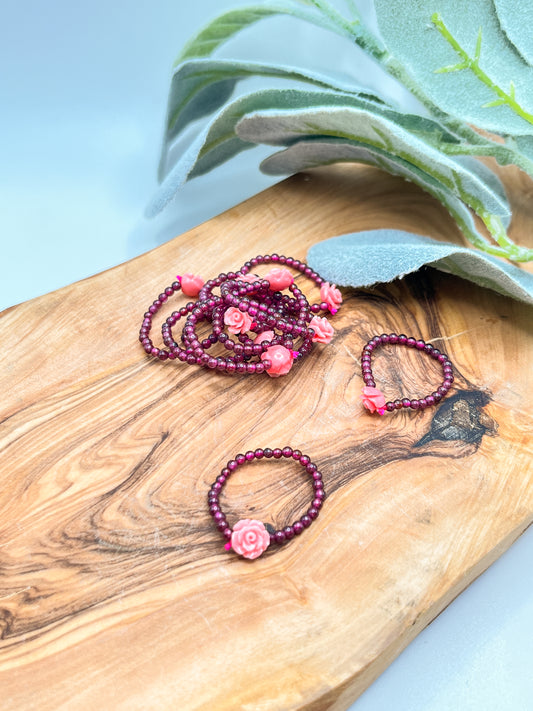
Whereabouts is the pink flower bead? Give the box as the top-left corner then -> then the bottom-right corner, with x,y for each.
320,282 -> 342,313
231,519 -> 270,559
261,345 -> 294,377
264,267 -> 294,291
361,386 -> 387,415
309,316 -> 334,344
253,330 -> 275,344
179,273 -> 204,297
224,307 -> 253,334
237,273 -> 260,284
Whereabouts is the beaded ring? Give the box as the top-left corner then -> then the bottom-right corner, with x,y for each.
139,254 -> 342,377
360,333 -> 454,414
208,447 -> 325,559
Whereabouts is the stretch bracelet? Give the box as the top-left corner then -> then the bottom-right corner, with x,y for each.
360,333 -> 455,414
208,447 -> 325,559
139,254 -> 342,377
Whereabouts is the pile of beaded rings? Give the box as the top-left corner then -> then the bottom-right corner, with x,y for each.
208,446 -> 325,559
139,254 -> 342,377
360,333 -> 454,414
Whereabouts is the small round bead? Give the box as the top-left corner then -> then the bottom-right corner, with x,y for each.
263,448 -> 273,458
406,337 -> 417,348
282,446 -> 293,457
307,507 -> 319,520
274,531 -> 286,544
283,526 -> 295,540
401,398 -> 411,408
254,448 -> 264,459
300,515 -> 312,528
410,399 -> 420,410
293,521 -> 304,535
415,340 -> 426,350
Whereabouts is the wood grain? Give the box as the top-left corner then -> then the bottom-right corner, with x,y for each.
0,164 -> 532,710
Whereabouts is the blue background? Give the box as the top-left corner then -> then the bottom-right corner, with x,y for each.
1,2 -> 531,708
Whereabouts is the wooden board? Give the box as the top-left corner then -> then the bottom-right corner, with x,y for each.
0,164 -> 532,710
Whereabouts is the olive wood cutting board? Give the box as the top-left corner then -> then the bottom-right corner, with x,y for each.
0,164 -> 532,710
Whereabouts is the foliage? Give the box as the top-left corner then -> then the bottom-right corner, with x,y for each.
149,0 -> 533,263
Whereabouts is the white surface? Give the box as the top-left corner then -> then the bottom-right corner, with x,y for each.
1,2 -> 531,709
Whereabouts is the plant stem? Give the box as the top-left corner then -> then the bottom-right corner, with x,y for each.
432,13 -> 533,127
440,141 -> 533,176
480,213 -> 533,261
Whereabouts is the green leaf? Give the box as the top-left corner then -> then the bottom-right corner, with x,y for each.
235,105 -> 511,221
494,0 -> 533,65
151,87 -> 461,215
307,230 -> 533,305
160,59 -> 385,173
256,136 -> 509,257
374,0 -> 533,135
175,2 -> 340,64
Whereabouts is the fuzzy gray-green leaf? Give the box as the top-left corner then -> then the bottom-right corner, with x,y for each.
152,87 -> 463,215
235,105 -> 511,220
175,2 -> 338,64
375,0 -> 533,135
307,230 -> 533,304
257,137 -> 506,255
494,0 -> 533,65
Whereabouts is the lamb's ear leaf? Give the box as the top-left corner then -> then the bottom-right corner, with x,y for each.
307,230 -> 533,305
374,0 -> 533,136
257,137 -> 505,256
493,0 -> 533,66
175,2 -> 339,64
161,59 -> 386,167
235,106 -> 510,222
151,87 -> 460,214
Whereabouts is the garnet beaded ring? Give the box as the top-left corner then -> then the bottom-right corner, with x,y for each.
360,333 -> 455,414
208,447 -> 325,559
139,254 -> 342,377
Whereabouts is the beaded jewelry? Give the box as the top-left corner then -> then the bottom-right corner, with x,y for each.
360,333 -> 454,414
139,254 -> 342,377
208,447 -> 325,559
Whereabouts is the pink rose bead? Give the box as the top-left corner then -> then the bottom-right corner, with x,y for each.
253,330 -> 275,344
231,519 -> 270,559
264,267 -> 294,291
237,273 -> 260,284
261,345 -> 294,377
361,386 -> 387,415
309,316 -> 334,344
320,281 -> 342,313
179,273 -> 204,298
224,307 -> 253,334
